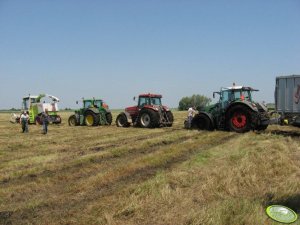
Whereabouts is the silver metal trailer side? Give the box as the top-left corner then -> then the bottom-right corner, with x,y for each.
275,75 -> 300,125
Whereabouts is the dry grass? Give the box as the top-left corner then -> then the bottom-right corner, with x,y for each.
0,111 -> 299,225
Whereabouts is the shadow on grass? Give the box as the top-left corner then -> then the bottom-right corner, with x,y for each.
265,193 -> 300,213
269,130 -> 300,138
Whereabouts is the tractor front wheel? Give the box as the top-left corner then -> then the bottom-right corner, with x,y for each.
116,113 -> 130,127
138,109 -> 159,128
68,115 -> 78,126
84,111 -> 99,126
227,105 -> 251,133
191,114 -> 213,130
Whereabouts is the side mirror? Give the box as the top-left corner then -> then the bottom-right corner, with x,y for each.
76,101 -> 78,104
213,93 -> 215,98
133,96 -> 136,101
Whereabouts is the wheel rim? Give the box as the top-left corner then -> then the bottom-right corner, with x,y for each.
85,115 -> 94,126
141,113 -> 151,127
232,112 -> 247,128
117,116 -> 125,126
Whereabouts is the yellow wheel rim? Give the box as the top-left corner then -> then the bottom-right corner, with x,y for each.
85,115 -> 94,126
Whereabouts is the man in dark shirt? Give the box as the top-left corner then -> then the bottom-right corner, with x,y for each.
41,109 -> 49,134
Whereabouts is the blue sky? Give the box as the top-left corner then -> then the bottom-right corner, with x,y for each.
0,0 -> 300,109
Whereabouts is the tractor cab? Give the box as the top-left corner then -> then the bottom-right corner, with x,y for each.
138,94 -> 162,108
69,98 -> 112,126
82,99 -> 109,109
22,96 -> 39,110
213,86 -> 257,112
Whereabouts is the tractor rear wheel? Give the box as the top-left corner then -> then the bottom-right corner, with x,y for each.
227,105 -> 251,133
116,113 -> 130,127
166,111 -> 174,127
191,114 -> 213,130
138,109 -> 159,128
84,111 -> 99,126
106,112 -> 113,125
68,115 -> 78,126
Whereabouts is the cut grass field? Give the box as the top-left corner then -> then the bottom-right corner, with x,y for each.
0,111 -> 299,225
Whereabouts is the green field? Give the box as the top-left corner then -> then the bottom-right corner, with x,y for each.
0,111 -> 299,225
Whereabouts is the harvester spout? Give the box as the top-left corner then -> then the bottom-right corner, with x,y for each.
46,94 -> 60,102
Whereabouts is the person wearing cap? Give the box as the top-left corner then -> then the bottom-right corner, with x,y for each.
41,109 -> 50,134
187,106 -> 197,128
20,111 -> 29,133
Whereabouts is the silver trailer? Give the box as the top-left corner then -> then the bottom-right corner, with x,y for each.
275,75 -> 300,125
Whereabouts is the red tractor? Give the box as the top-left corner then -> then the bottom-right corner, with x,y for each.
116,93 -> 174,128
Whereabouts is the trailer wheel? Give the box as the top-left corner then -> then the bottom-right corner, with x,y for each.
227,105 -> 251,133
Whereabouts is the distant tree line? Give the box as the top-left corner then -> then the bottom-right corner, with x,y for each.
178,94 -> 211,111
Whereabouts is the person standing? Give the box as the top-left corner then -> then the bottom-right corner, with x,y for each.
187,106 -> 196,128
20,111 -> 29,133
41,109 -> 49,134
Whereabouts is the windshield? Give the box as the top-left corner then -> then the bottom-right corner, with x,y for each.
150,97 -> 162,105
22,97 -> 37,110
221,90 -> 251,102
94,100 -> 102,108
84,100 -> 92,108
139,97 -> 162,107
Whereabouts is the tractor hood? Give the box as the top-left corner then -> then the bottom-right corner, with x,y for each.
125,105 -> 170,112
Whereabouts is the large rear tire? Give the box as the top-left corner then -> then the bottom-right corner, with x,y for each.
191,114 -> 213,130
116,113 -> 130,127
138,109 -> 159,128
84,111 -> 99,126
106,112 -> 113,125
227,105 -> 251,133
68,115 -> 78,126
166,111 -> 174,127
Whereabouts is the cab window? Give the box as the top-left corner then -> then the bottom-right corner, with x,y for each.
151,97 -> 162,105
84,100 -> 92,108
138,97 -> 150,107
94,100 -> 102,108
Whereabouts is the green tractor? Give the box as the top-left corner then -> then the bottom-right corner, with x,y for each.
68,98 -> 112,126
187,85 -> 270,133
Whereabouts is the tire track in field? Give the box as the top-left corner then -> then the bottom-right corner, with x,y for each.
0,129 -> 192,185
10,132 -> 238,222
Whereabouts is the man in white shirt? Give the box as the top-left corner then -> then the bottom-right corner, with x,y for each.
20,111 -> 29,133
187,106 -> 196,128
